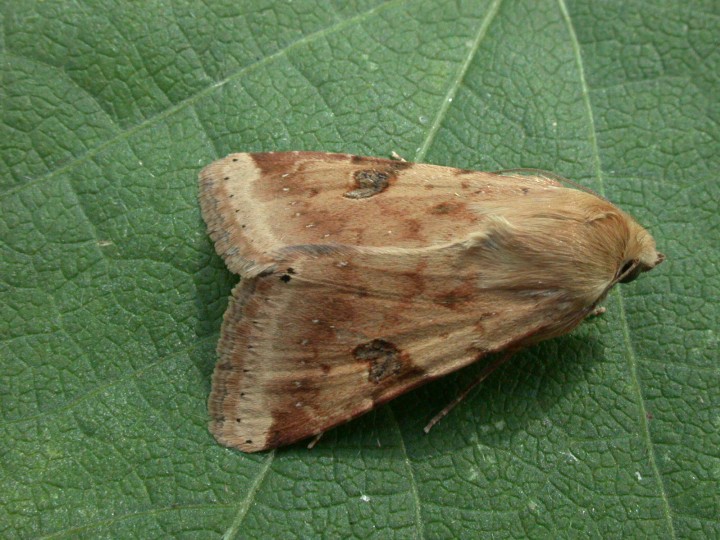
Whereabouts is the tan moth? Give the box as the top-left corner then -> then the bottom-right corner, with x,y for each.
198,151 -> 664,452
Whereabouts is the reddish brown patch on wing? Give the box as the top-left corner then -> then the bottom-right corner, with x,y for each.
430,200 -> 471,217
265,372 -> 326,449
259,275 -> 360,449
434,281 -> 477,308
405,218 -> 422,237
431,201 -> 457,214
385,261 -> 428,325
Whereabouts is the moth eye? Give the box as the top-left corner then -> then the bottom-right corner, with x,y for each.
618,260 -> 641,283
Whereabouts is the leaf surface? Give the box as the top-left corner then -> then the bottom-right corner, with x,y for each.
2,0 -> 718,537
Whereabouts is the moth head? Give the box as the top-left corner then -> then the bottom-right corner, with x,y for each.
616,221 -> 665,284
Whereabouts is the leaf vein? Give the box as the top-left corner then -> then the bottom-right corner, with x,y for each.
558,1 -> 677,537
415,0 -> 503,162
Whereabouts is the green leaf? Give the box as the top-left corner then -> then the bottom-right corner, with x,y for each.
2,0 -> 718,537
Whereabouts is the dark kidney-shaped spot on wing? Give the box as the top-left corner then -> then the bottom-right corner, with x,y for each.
344,170 -> 391,199
353,339 -> 408,383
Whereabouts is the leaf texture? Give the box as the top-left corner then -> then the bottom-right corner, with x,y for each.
1,0 -> 718,537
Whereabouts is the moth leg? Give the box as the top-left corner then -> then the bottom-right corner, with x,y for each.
424,352 -> 514,433
589,306 -> 606,317
307,432 -> 324,450
390,151 -> 407,162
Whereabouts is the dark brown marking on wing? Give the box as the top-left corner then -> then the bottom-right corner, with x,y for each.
344,157 -> 413,198
344,169 -> 391,199
352,339 -> 426,403
353,339 -> 405,383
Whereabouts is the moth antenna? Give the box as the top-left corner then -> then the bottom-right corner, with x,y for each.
615,259 -> 641,285
307,432 -> 324,450
423,352 -> 514,434
494,168 -> 608,202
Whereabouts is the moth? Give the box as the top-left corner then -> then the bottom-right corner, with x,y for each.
199,151 -> 664,452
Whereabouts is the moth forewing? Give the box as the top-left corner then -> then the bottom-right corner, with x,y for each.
199,151 -> 663,452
